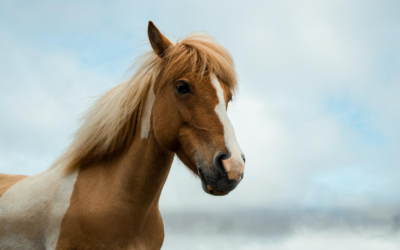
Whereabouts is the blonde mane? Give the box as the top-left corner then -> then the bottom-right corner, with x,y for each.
57,33 -> 237,171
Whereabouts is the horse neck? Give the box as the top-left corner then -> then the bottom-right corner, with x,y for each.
76,124 -> 174,215
111,128 -> 174,207
54,121 -> 174,248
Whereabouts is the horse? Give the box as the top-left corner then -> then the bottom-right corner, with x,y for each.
0,21 -> 245,250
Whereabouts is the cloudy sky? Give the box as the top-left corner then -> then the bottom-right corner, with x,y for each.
0,0 -> 399,249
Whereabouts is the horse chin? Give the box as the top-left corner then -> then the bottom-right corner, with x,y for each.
203,183 -> 230,196
199,169 -> 230,196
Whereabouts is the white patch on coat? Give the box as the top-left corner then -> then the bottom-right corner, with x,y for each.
141,83 -> 155,139
0,166 -> 78,250
210,74 -> 244,181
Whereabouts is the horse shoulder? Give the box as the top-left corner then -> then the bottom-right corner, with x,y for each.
0,167 -> 79,250
0,174 -> 28,198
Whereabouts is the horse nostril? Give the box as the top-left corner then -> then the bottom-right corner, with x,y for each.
214,152 -> 228,176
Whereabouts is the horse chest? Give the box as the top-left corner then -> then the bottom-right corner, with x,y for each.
55,196 -> 165,249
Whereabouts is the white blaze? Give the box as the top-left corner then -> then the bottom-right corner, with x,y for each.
210,74 -> 244,181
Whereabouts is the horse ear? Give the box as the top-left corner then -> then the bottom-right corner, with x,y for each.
148,21 -> 172,58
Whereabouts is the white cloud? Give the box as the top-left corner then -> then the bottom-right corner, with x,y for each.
0,31 -> 116,174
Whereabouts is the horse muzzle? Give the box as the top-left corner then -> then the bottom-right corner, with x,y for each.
198,152 -> 245,196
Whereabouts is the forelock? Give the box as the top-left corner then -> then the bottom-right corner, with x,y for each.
162,33 -> 237,92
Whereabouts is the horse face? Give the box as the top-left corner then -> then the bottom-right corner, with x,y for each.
148,22 -> 245,196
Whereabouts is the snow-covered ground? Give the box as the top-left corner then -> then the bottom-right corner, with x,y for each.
162,210 -> 400,250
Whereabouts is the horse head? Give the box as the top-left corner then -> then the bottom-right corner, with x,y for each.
148,22 -> 245,196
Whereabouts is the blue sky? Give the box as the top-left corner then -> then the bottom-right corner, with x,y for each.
1,0 -> 399,249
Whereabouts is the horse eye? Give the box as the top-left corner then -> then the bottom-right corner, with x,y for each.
176,81 -> 190,94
